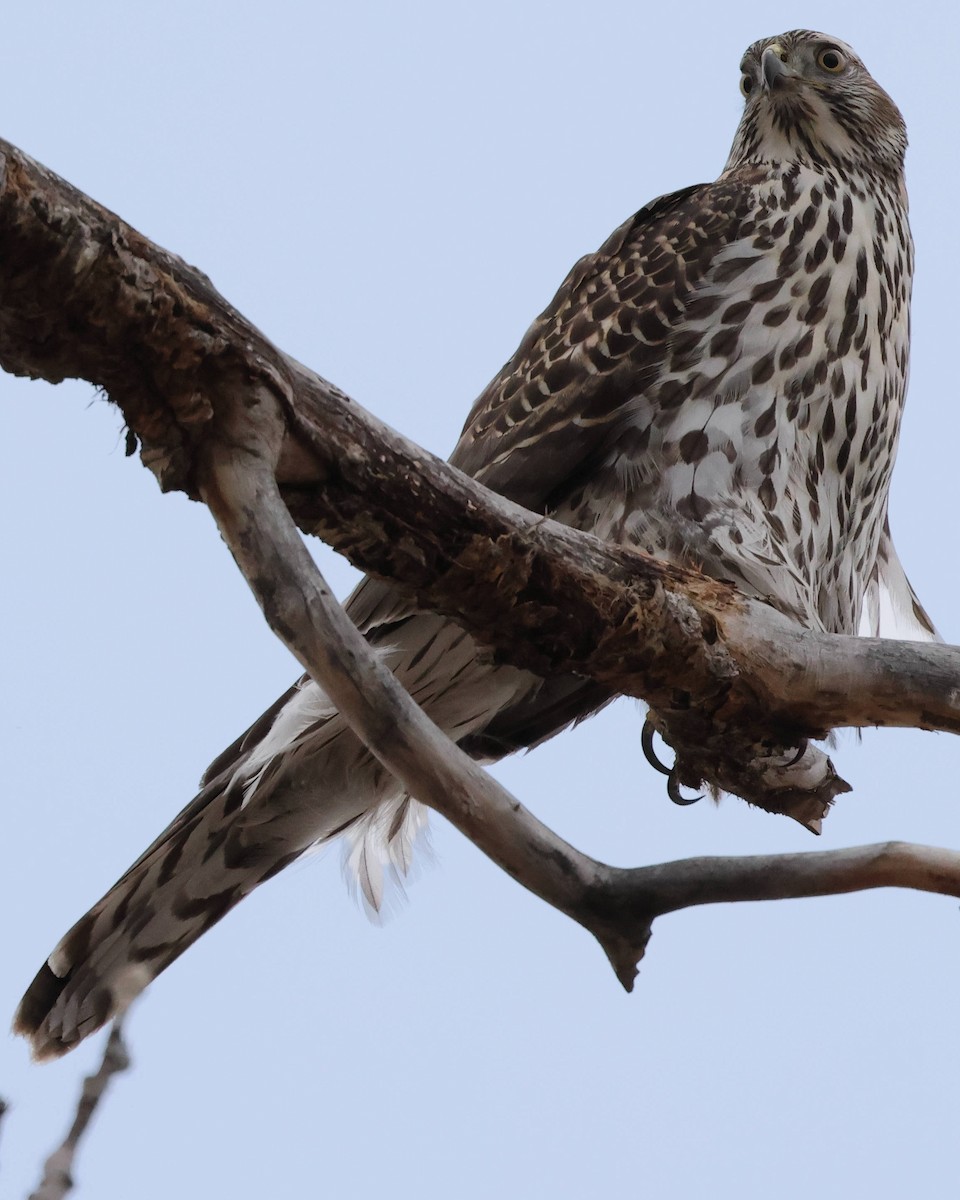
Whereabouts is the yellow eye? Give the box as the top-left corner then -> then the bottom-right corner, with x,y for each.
740,73 -> 754,97
817,47 -> 845,73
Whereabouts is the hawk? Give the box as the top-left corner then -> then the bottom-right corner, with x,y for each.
16,30 -> 936,1058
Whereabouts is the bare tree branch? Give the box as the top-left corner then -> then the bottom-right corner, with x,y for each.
592,841 -> 960,988
2,136 -> 960,996
4,136 -> 959,827
27,1023 -> 130,1200
192,383 -> 960,986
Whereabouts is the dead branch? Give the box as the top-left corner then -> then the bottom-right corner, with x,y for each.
27,1022 -> 130,1200
196,381 -> 960,985
3,136 -> 959,825
2,135 -> 960,983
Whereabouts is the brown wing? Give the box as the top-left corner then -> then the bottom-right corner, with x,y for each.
449,180 -> 749,509
347,179 -> 752,637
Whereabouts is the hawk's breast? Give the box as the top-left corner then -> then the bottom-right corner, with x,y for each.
553,163 -> 912,635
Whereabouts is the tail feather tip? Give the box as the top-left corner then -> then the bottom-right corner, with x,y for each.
13,961 -> 151,1061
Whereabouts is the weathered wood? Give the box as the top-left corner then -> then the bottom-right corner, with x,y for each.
196,383 -> 960,989
2,134 -> 959,825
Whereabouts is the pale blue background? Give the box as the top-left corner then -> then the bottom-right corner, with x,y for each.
2,3 -> 958,1197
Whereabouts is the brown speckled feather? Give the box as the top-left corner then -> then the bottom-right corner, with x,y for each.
450,182 -> 741,505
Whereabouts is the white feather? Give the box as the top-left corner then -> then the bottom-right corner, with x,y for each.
342,796 -> 432,916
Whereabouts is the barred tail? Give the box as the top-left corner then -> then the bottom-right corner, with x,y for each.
13,772 -> 316,1060
15,602 -> 606,1060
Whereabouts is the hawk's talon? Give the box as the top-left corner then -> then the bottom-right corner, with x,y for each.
667,768 -> 703,807
643,721 -> 701,804
784,739 -> 808,767
641,720 -> 673,776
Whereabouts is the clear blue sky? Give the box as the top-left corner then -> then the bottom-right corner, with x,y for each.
2,3 -> 958,1197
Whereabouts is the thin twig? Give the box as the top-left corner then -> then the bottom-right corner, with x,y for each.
593,842 -> 960,987
0,1097 -> 8,1172
28,1022 -> 131,1200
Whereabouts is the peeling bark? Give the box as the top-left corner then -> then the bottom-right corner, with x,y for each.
197,388 -> 960,988
2,134 -> 960,964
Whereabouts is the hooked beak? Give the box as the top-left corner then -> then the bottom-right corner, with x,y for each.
761,43 -> 794,90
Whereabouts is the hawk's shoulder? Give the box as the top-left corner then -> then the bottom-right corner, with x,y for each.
449,176 -> 759,509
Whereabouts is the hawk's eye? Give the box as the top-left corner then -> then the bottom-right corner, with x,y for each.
817,47 -> 845,73
740,73 -> 753,97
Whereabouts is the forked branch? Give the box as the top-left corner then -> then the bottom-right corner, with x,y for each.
197,385 -> 960,985
3,136 -> 959,825
2,134 -> 960,971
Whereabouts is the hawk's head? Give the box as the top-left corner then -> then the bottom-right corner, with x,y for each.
725,30 -> 906,181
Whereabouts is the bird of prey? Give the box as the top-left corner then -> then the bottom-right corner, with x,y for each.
16,29 -> 936,1058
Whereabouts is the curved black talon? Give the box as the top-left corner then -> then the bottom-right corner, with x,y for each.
667,767 -> 703,806
784,739 -> 808,768
641,720 -> 673,777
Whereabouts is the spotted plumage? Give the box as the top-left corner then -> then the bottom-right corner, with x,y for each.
15,30 -> 935,1058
